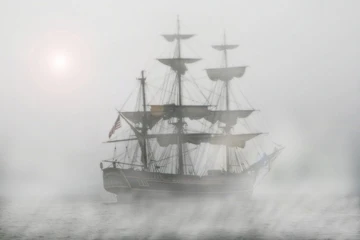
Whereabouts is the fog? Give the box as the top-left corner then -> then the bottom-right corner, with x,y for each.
1,0 -> 359,197
1,0 -> 360,239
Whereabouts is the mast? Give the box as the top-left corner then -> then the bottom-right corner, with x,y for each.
224,31 -> 229,68
176,15 -> 184,175
205,31 -> 251,173
156,16 -> 201,174
224,31 -> 231,173
223,31 -> 230,111
138,70 -> 148,169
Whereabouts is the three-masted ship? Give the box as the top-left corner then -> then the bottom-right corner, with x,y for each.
100,17 -> 283,201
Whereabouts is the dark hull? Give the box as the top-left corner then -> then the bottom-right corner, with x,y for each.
103,168 -> 255,201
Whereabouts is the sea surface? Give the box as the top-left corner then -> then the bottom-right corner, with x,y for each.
0,195 -> 359,240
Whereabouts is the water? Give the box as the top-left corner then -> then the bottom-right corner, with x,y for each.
1,195 -> 359,239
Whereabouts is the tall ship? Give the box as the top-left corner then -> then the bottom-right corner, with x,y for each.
100,17 -> 283,201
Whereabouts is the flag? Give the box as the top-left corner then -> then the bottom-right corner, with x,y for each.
108,114 -> 122,138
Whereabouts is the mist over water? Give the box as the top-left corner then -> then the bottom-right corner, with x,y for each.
1,194 -> 359,239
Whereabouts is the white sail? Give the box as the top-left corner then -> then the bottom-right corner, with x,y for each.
148,133 -> 261,148
121,111 -> 162,128
206,66 -> 247,81
150,105 -> 254,126
162,34 -> 195,42
212,44 -> 238,51
157,58 -> 201,75
205,110 -> 254,126
150,104 -> 209,120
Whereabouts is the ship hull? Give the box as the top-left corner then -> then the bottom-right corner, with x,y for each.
103,168 -> 254,201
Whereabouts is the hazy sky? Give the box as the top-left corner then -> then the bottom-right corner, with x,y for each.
0,0 -> 359,196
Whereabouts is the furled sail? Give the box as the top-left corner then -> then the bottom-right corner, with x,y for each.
212,44 -> 239,51
150,105 -> 254,126
117,113 -> 147,165
148,133 -> 261,148
121,112 -> 162,129
158,58 -> 201,75
205,110 -> 254,126
150,104 -> 209,120
162,34 -> 195,42
206,66 -> 247,81
122,106 -> 211,130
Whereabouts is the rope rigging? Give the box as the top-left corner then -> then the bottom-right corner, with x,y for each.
102,18 -> 282,179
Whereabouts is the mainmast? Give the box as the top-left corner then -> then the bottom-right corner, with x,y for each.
176,16 -> 184,175
138,70 -> 148,169
156,16 -> 201,174
223,31 -> 231,173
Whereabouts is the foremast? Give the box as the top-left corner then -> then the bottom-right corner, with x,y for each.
138,70 -> 148,169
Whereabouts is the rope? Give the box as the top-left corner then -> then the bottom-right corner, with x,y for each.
119,86 -> 138,111
146,82 -> 206,105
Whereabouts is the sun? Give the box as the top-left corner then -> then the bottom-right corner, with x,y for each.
51,53 -> 68,72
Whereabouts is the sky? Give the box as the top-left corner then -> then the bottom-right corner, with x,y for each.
0,0 -> 359,197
